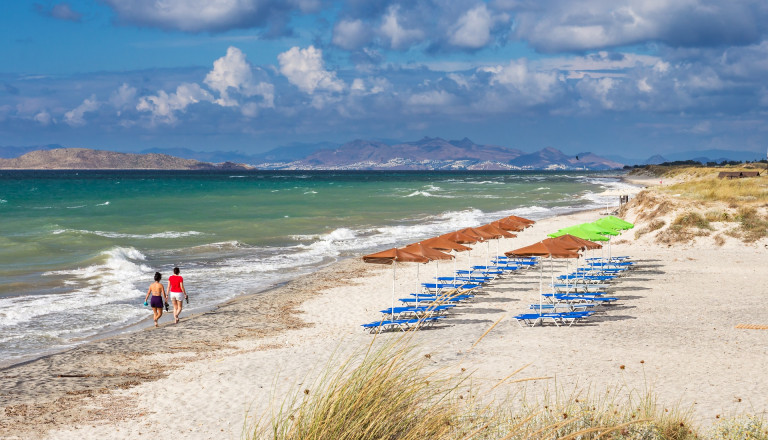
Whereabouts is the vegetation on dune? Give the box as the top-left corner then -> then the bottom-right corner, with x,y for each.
245,334 -> 766,440
623,165 -> 768,244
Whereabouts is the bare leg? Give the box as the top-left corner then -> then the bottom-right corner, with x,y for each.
173,299 -> 183,323
153,308 -> 159,327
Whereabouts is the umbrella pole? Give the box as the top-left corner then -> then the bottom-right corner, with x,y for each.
415,263 -> 420,308
392,261 -> 396,321
452,251 -> 457,282
539,260 -> 544,316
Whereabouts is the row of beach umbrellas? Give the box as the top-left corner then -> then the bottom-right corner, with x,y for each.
362,214 -> 634,325
362,215 -> 535,320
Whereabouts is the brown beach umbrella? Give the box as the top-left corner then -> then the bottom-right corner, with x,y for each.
419,237 -> 471,283
476,223 -> 516,239
459,227 -> 494,241
419,237 -> 471,252
506,240 -> 580,314
363,248 -> 429,319
505,241 -> 577,258
492,219 -> 526,232
440,230 -> 481,277
502,215 -> 535,227
547,234 -> 600,251
542,237 -> 582,252
401,243 -> 455,302
401,243 -> 454,261
439,230 -> 478,245
546,234 -> 601,288
476,223 -> 517,265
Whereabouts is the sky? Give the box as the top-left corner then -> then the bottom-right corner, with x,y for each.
1,0 -> 768,160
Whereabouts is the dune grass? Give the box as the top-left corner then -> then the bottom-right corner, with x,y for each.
245,332 -> 722,440
660,176 -> 768,205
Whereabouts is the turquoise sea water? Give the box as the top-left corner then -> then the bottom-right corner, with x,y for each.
0,170 -> 634,366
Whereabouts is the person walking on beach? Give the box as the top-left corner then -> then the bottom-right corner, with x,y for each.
144,272 -> 167,327
167,267 -> 188,324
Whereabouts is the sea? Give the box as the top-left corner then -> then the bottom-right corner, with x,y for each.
0,170 -> 637,367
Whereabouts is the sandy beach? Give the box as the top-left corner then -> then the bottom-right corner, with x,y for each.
2,183 -> 768,439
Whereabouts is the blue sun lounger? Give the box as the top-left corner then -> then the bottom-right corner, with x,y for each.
513,311 -> 594,327
361,316 -> 444,333
400,294 -> 474,304
550,283 -> 609,293
543,293 -> 618,304
530,303 -> 597,312
379,305 -> 456,320
421,282 -> 481,294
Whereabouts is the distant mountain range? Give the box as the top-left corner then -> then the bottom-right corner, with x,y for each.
256,137 -> 623,170
1,140 -> 763,171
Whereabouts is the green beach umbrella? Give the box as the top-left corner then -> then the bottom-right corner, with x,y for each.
594,217 -> 632,231
548,225 -> 609,242
605,215 -> 634,228
580,222 -> 619,236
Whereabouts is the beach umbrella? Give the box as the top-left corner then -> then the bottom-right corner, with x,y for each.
542,237 -> 586,291
506,241 -> 579,315
459,227 -> 496,266
502,215 -> 535,226
476,223 -> 516,264
492,219 -> 526,232
580,222 -> 619,236
477,223 -> 516,239
400,243 -> 454,304
548,225 -> 608,242
439,230 -> 478,245
420,237 -> 471,252
581,222 -> 621,261
459,227 -> 494,240
420,237 -> 471,282
362,248 -> 429,320
440,231 -> 480,276
604,215 -> 634,228
548,226 -> 608,263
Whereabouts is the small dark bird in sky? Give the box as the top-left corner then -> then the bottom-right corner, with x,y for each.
575,155 -> 579,160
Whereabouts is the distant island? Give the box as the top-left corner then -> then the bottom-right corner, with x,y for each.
0,148 -> 253,170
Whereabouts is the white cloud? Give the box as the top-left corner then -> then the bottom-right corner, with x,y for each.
101,0 -> 310,33
204,46 -> 274,108
137,83 -> 213,124
449,5 -> 495,49
278,46 -> 345,94
110,83 -> 138,115
64,95 -> 100,126
333,19 -> 370,50
638,77 -> 652,92
407,90 -> 456,107
509,0 -> 768,52
34,111 -> 52,126
483,59 -> 562,104
577,77 -> 617,110
380,5 -> 424,50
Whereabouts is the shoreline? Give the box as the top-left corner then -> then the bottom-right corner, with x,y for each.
0,173 -> 633,371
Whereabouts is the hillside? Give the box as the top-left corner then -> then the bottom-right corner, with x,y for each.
270,137 -> 622,170
0,148 -> 252,170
